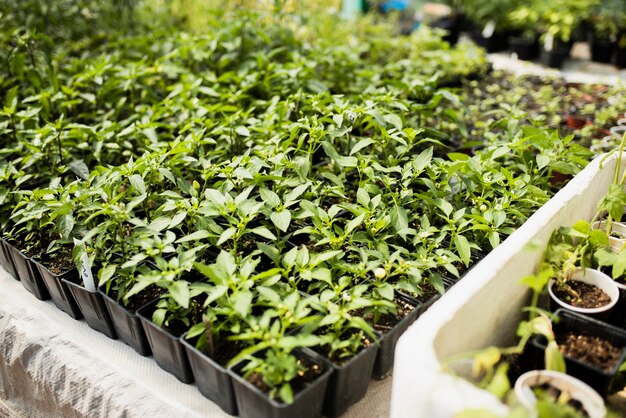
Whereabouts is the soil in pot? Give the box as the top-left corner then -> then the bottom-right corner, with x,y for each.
231,349 -> 331,418
552,281 -> 611,309
557,332 -> 623,373
532,310 -> 626,397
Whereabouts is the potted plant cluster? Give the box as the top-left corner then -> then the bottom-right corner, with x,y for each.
0,0 -> 621,416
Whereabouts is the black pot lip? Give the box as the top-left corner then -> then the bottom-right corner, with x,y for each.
229,347 -> 333,409
312,336 -> 379,372
532,309 -> 626,377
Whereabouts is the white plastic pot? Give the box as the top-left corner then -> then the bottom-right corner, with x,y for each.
548,268 -> 619,315
514,370 -> 606,418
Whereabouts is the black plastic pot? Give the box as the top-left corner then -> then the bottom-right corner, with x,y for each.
370,295 -> 420,380
0,238 -> 18,279
137,300 -> 194,383
429,17 -> 460,46
7,243 -> 49,300
230,348 -> 332,418
531,309 -> 626,397
33,261 -> 83,319
99,285 -> 153,356
318,342 -> 378,417
470,30 -> 509,53
590,35 -> 615,63
540,42 -> 572,68
509,36 -> 540,61
64,277 -> 117,339
615,46 -> 626,68
181,334 -> 239,415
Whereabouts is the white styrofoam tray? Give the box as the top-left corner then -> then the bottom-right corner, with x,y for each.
390,153 -> 623,417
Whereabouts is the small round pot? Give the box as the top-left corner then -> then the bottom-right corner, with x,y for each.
610,125 -> 626,138
548,268 -> 619,315
514,370 -> 605,418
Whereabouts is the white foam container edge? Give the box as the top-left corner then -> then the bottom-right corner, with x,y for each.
390,153 -> 623,418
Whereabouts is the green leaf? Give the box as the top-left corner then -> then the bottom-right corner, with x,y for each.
321,141 -> 358,168
350,138 -> 376,155
492,146 -> 510,160
176,230 -> 210,243
149,216 -> 172,232
152,308 -> 166,327
390,205 -> 409,235
383,114 -> 403,131
270,210 -> 291,232
169,281 -> 190,309
414,147 -> 433,172
536,154 -> 550,170
250,227 -> 277,240
69,160 -> 90,180
344,213 -> 365,235
435,199 -> 453,218
217,227 -> 237,246
129,174 -> 146,195
235,126 -> 250,137
279,383 -> 294,404
231,290 -> 253,317
454,235 -> 471,267
545,340 -> 566,373
99,265 -> 116,286
169,211 -> 187,228
377,283 -> 394,300
59,214 -> 74,240
260,188 -> 280,207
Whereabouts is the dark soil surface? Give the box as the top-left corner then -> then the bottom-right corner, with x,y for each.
313,329 -> 373,365
245,354 -> 323,402
161,319 -> 189,337
40,246 -> 74,275
553,281 -> 611,309
413,282 -> 443,303
108,284 -> 165,312
532,382 -> 589,418
208,338 -> 248,367
350,297 -> 415,334
558,332 -> 623,372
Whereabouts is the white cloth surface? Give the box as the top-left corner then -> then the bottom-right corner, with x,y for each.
0,268 -> 391,418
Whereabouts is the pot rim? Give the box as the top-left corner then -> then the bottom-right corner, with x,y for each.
548,268 -> 619,314
514,370 -> 605,418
